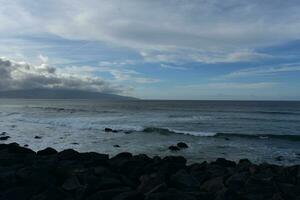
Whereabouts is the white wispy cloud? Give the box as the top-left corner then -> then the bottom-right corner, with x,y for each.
221,63 -> 300,79
181,82 -> 277,90
160,64 -> 186,70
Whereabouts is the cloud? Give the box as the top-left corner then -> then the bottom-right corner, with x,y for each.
181,82 -> 277,90
2,1 -> 300,63
221,63 -> 300,79
160,64 -> 186,70
0,57 -> 123,93
96,66 -> 160,83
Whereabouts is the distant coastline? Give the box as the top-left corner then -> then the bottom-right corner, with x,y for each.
0,89 -> 138,100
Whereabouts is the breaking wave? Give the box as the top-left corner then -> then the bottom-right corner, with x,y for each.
142,127 -> 300,141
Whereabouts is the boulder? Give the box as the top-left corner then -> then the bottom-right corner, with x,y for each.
138,173 -> 167,194
58,149 -> 80,160
170,169 -> 200,190
145,188 -> 197,200
168,145 -> 180,151
212,158 -> 236,168
0,131 -> 6,135
0,186 -> 38,200
177,142 -> 188,149
112,191 -> 145,200
62,176 -> 81,191
200,176 -> 225,194
0,136 -> 10,140
37,147 -> 58,156
86,187 -> 131,200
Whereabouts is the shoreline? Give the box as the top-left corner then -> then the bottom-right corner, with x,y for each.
1,143 -> 300,200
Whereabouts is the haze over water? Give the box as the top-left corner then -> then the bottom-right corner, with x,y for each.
1,99 -> 300,165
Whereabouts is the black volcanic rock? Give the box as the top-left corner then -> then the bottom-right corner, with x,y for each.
0,136 -> 10,140
37,147 -> 58,156
177,142 -> 188,149
0,143 -> 299,200
168,145 -> 180,151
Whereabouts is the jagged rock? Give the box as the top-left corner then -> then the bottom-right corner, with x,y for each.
37,147 -> 58,156
112,191 -> 145,200
86,187 -> 132,200
30,186 -> 72,200
177,142 -> 188,149
212,158 -> 236,168
62,176 -> 81,191
104,128 -> 119,133
275,156 -> 284,161
138,174 -> 167,194
0,136 -> 10,140
0,186 -> 38,200
200,176 -> 225,194
170,169 -> 200,190
168,145 -> 180,151
145,188 -> 197,200
58,149 -> 80,160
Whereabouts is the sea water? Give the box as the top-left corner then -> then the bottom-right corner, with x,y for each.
0,99 -> 300,165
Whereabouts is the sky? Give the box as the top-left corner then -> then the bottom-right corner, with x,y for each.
1,0 -> 300,100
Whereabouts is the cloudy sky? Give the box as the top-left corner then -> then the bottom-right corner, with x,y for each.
1,0 -> 300,100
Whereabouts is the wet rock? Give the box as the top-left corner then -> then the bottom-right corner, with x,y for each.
105,128 -> 113,132
0,136 -> 10,140
30,186 -> 72,200
109,152 -> 133,173
275,156 -> 284,161
124,131 -> 133,134
0,131 -> 6,135
212,158 -> 236,168
24,144 -> 29,147
62,176 -> 81,191
58,149 -> 80,160
105,128 -> 119,133
112,191 -> 145,200
168,145 -> 180,151
6,143 -> 35,155
37,147 -> 58,156
34,136 -> 42,139
114,145 -> 121,148
170,169 -> 200,190
145,188 -> 197,200
71,142 -> 79,145
200,176 -> 225,194
86,187 -> 131,200
138,173 -> 167,194
177,142 -> 188,149
0,186 -> 38,200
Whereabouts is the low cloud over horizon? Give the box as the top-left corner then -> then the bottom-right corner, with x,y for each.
0,57 -> 123,94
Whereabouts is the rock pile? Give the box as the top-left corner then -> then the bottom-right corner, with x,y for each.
0,143 -> 299,200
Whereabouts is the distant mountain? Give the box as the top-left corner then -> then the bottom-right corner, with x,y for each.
0,89 -> 138,100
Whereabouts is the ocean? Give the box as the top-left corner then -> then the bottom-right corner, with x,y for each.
0,99 -> 300,165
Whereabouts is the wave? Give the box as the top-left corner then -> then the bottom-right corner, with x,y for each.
255,111 -> 300,115
215,133 -> 300,141
142,126 -> 300,141
142,127 -> 216,137
30,106 -> 117,114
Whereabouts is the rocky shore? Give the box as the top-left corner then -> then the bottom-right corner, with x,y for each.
0,143 -> 300,200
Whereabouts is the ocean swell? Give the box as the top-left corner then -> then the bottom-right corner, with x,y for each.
142,127 -> 300,141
